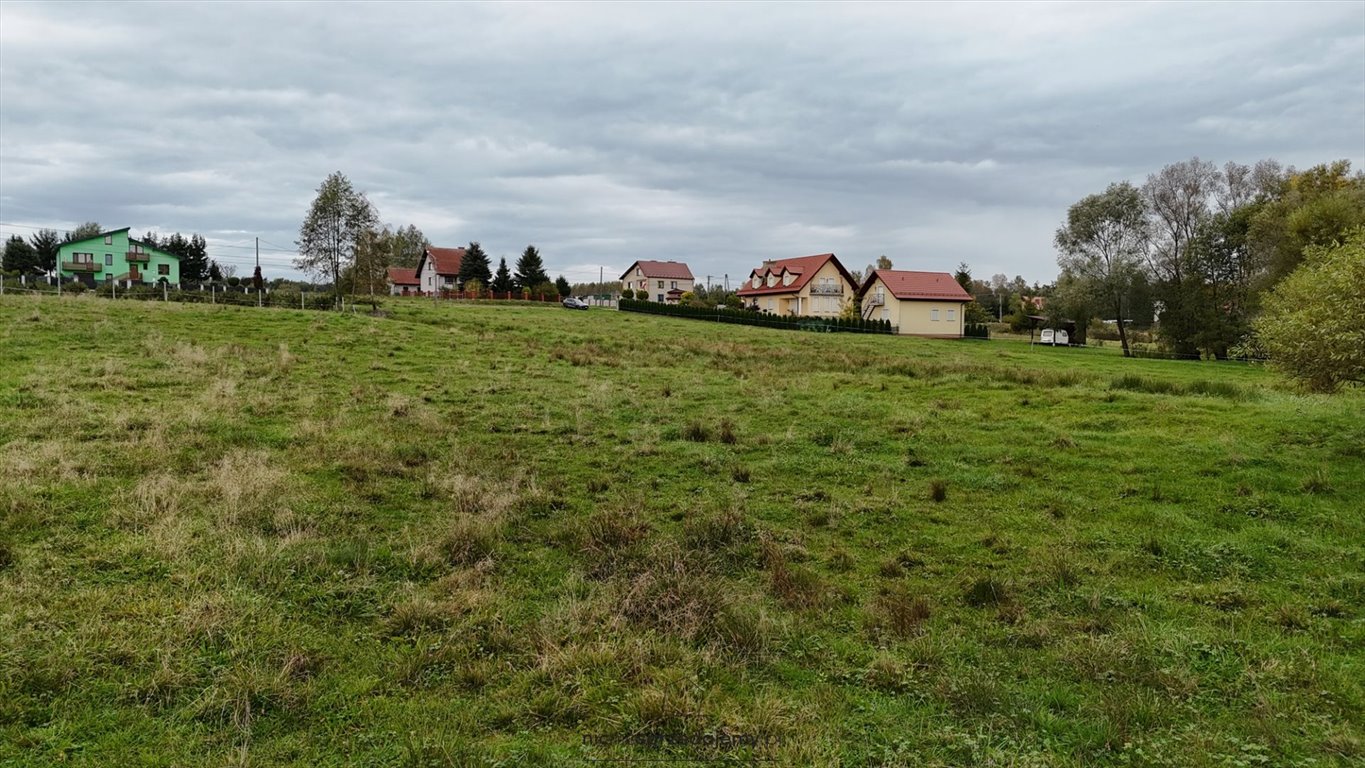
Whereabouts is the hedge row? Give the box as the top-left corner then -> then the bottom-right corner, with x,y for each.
618,298 -> 893,334
964,323 -> 990,339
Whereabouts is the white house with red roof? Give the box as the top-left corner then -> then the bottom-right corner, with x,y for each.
735,253 -> 858,317
620,260 -> 694,303
414,246 -> 467,295
387,267 -> 420,296
857,269 -> 974,337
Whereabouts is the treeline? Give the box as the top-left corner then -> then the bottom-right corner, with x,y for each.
1047,158 -> 1363,371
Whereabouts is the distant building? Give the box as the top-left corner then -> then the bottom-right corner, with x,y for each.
735,253 -> 857,317
620,260 -> 694,303
858,269 -> 974,337
387,267 -> 419,295
414,246 -> 466,294
57,228 -> 179,287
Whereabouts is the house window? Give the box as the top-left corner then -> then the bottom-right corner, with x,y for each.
931,309 -> 940,321
657,280 -> 664,289
656,293 -> 663,302
104,235 -> 112,245
947,309 -> 956,321
72,252 -> 93,264
636,269 -> 641,277
158,264 -> 169,275
671,281 -> 677,289
104,254 -> 113,265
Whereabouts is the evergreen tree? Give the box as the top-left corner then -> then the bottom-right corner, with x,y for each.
208,261 -> 224,282
252,265 -> 264,291
458,241 -> 492,287
954,262 -> 973,292
183,235 -> 210,283
513,245 -> 548,290
29,229 -> 60,273
3,235 -> 37,273
491,257 -> 513,292
141,231 -> 159,248
555,274 -> 571,297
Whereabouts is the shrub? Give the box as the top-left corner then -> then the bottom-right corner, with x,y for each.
64,280 -> 87,294
682,420 -> 710,442
620,288 -> 634,300
929,479 -> 948,503
964,577 -> 1009,607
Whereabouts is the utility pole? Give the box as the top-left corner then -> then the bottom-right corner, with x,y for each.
256,237 -> 262,307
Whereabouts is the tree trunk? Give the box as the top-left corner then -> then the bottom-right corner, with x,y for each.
1115,291 -> 1131,357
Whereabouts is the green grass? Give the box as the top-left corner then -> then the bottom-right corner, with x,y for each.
1,294 -> 1362,766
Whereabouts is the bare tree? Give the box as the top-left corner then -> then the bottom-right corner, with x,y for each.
1055,182 -> 1147,357
296,171 -> 379,307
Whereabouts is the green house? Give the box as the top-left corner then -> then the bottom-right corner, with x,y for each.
57,228 -> 180,287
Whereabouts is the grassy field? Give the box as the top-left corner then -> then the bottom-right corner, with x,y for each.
1,294 -> 1362,767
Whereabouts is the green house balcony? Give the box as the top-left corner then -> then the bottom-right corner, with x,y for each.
63,261 -> 100,273
125,251 -> 150,262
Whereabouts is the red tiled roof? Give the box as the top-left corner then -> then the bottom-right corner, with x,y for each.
387,267 -> 419,285
421,246 -> 466,277
735,253 -> 856,296
860,270 -> 973,302
620,260 -> 694,280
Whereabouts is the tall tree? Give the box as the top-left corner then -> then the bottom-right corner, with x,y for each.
555,274 -> 571,297
491,257 -> 513,293
513,245 -> 548,290
1143,157 -> 1222,356
458,241 -> 492,287
29,228 -> 60,273
63,222 -> 102,242
876,255 -> 893,270
1055,181 -> 1148,357
296,171 -> 378,307
387,224 -> 428,268
3,235 -> 37,273
351,227 -> 390,297
208,261 -> 224,282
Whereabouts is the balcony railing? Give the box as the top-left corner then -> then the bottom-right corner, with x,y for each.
125,251 -> 150,262
809,284 -> 844,295
62,261 -> 100,272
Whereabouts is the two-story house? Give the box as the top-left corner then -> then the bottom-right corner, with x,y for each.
414,246 -> 467,295
620,260 -> 695,303
858,269 -> 974,337
735,253 -> 858,317
57,228 -> 180,287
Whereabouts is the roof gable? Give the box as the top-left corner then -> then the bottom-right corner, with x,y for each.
620,260 -> 694,280
59,227 -> 132,250
417,246 -> 466,277
736,253 -> 856,296
860,270 -> 973,302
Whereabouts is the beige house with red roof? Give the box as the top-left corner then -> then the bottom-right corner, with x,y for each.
858,269 -> 974,337
620,260 -> 694,303
735,253 -> 858,317
387,267 -> 419,296
415,246 -> 467,295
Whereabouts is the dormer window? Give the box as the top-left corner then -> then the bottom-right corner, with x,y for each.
766,273 -> 777,287
751,275 -> 761,289
782,271 -> 795,286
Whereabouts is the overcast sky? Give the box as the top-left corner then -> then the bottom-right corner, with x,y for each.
1,1 -> 1362,285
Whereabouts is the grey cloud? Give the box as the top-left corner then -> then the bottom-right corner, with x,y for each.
1,1 -> 1361,282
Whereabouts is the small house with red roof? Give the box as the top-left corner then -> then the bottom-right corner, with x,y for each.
620,260 -> 694,303
415,245 -> 467,295
858,269 -> 974,337
735,253 -> 858,317
387,267 -> 419,296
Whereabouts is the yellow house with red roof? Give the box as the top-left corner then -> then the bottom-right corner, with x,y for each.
857,269 -> 974,337
735,253 -> 858,317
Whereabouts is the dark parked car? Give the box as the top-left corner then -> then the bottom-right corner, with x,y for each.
562,296 -> 589,310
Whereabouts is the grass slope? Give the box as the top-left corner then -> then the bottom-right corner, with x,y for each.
1,295 -> 1362,767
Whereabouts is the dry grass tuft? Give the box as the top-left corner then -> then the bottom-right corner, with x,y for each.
209,450 -> 288,527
